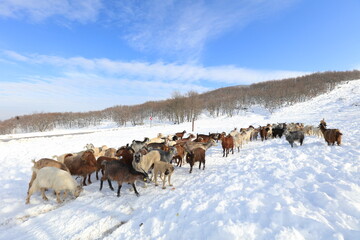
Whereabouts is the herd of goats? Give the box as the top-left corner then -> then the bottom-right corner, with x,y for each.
25,119 -> 342,204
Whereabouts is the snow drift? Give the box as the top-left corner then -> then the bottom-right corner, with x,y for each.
0,80 -> 359,239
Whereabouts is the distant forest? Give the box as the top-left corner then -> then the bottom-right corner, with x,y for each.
1,70 -> 360,134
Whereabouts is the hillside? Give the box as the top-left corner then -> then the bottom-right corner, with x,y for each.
1,70 -> 360,135
0,80 -> 359,239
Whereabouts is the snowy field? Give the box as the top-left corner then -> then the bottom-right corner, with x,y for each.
0,80 -> 359,240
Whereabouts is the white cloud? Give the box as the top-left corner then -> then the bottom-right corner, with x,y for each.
0,72 -> 209,120
0,0 -> 102,23
2,50 -> 29,62
112,0 -> 297,60
0,50 -> 308,120
2,50 -> 308,85
0,1 -> 297,60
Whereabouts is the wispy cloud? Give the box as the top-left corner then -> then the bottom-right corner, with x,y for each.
0,1 -> 297,60
2,50 -> 307,85
111,0 -> 297,60
0,0 -> 102,23
0,71 -> 209,120
0,50 -> 307,119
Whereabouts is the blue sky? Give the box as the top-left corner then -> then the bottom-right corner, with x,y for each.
0,0 -> 359,120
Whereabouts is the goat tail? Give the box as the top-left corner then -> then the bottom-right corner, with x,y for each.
335,130 -> 343,137
336,131 -> 343,139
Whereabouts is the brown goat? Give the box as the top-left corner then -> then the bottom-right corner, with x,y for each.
99,160 -> 149,197
319,119 -> 342,146
183,138 -> 217,154
209,132 -> 221,142
27,158 -> 70,194
104,148 -> 117,158
96,144 -> 136,184
64,150 -> 97,186
172,143 -> 186,167
193,136 -> 204,142
176,133 -> 196,145
220,132 -> 234,157
186,147 -> 206,173
96,156 -> 120,180
175,130 -> 186,139
147,142 -> 169,151
115,144 -> 135,165
259,126 -> 270,141
195,134 -> 212,143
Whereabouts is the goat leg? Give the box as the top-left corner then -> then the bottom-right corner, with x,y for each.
108,180 -> 114,191
162,176 -> 166,189
117,184 -> 122,197
87,173 -> 92,184
132,183 -> 140,197
41,188 -> 49,201
63,190 -> 68,199
154,171 -> 158,186
177,158 -> 182,167
99,180 -> 103,191
55,191 -> 62,203
82,176 -> 87,186
168,175 -> 173,187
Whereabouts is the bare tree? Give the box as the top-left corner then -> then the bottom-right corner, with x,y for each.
1,70 -> 359,134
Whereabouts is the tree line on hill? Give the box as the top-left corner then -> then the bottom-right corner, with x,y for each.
1,70 -> 359,134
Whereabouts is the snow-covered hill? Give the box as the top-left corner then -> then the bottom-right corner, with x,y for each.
0,80 -> 359,240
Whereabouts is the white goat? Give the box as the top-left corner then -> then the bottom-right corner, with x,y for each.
52,153 -> 77,163
312,126 -> 324,138
148,133 -> 166,144
132,150 -> 161,186
232,132 -> 245,152
153,161 -> 175,189
229,128 -> 238,137
184,139 -> 217,153
303,125 -> 314,136
229,128 -> 245,152
85,144 -> 108,158
26,167 -> 83,204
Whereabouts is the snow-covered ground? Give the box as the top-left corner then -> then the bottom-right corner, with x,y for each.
0,80 -> 359,240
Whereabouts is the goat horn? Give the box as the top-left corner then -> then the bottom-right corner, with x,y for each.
140,167 -> 148,176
